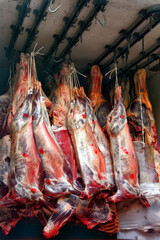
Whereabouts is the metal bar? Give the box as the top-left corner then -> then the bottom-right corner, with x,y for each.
103,38 -> 160,86
118,38 -> 160,76
23,0 -> 50,52
102,15 -> 160,69
139,53 -> 160,69
54,0 -> 108,61
6,0 -> 31,58
45,0 -> 90,61
93,4 -> 160,65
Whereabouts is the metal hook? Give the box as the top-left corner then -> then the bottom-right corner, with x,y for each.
95,11 -> 107,26
52,50 -> 63,63
49,0 -> 61,13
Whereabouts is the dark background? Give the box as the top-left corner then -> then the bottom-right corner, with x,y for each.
0,217 -> 117,240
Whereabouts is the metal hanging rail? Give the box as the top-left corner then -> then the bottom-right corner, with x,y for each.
118,37 -> 160,76
52,0 -> 108,63
92,4 -> 160,66
102,13 -> 160,69
139,52 -> 160,69
23,0 -> 50,53
6,0 -> 31,58
45,0 -> 91,61
104,37 -> 160,86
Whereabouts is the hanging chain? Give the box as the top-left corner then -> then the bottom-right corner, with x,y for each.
125,50 -> 129,67
127,35 -> 131,51
149,15 -> 152,32
148,55 -> 150,70
113,49 -> 117,65
138,75 -> 145,147
142,36 -> 145,53
121,54 -> 125,67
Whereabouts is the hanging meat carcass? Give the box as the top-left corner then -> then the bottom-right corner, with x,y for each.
126,69 -> 160,181
0,203 -> 34,236
32,81 -> 75,197
51,63 -> 72,126
106,85 -> 150,207
7,54 -> 31,127
127,69 -> 160,152
67,87 -> 115,199
0,92 -> 10,139
43,195 -> 78,238
121,79 -> 130,110
76,195 -> 113,230
117,70 -> 160,233
0,88 -> 44,207
0,135 -> 11,199
88,65 -> 111,130
43,193 -> 113,238
49,63 -> 82,192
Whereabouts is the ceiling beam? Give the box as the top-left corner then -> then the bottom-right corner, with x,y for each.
22,0 -> 50,53
45,0 -> 91,62
52,0 -> 108,64
5,0 -> 31,59
103,37 -> 160,86
92,4 -> 160,66
102,13 -> 160,69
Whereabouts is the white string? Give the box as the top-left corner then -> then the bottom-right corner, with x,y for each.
76,69 -> 87,78
138,74 -> 145,147
105,63 -> 118,87
28,55 -> 32,90
105,68 -> 115,78
30,43 -> 45,85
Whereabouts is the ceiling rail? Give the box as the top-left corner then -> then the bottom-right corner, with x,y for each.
102,12 -> 160,69
52,0 -> 108,64
22,0 -> 50,53
5,0 -> 31,58
118,37 -> 160,76
92,4 -> 160,66
104,37 -> 160,86
45,0 -> 91,62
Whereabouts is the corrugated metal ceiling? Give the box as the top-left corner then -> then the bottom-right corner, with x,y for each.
0,0 -> 160,77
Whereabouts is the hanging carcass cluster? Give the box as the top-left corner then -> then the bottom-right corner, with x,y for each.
0,52 -> 159,238
115,69 -> 160,232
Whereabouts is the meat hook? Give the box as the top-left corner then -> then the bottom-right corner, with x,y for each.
96,11 -> 107,26
49,0 -> 61,13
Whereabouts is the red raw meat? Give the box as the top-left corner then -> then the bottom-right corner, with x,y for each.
106,86 -> 150,207
67,89 -> 114,198
0,135 -> 11,199
88,65 -> 111,129
7,54 -> 32,127
43,193 -> 113,238
0,206 -> 22,235
43,195 -> 78,238
32,82 -> 74,197
85,96 -> 115,192
0,203 -> 34,235
51,63 -> 72,126
127,69 -> 160,152
52,125 -> 83,193
0,90 -> 44,206
0,92 -> 10,139
76,196 -> 113,229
